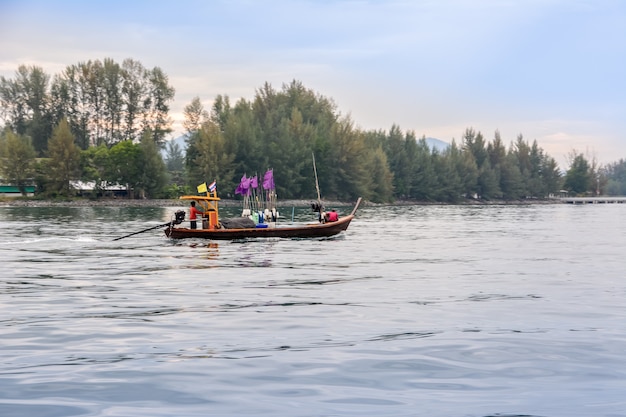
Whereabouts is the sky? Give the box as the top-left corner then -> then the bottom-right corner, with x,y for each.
1,0 -> 625,168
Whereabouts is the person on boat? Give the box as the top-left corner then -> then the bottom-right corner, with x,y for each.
189,201 -> 203,229
326,209 -> 339,222
312,201 -> 326,223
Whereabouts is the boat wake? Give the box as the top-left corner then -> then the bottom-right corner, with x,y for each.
0,235 -> 97,245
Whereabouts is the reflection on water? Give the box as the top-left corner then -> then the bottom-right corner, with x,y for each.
1,203 -> 625,416
188,241 -> 221,261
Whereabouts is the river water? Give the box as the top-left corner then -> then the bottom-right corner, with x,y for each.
1,202 -> 625,417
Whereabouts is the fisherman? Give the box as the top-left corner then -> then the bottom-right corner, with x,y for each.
312,201 -> 325,223
189,201 -> 203,229
326,209 -> 339,222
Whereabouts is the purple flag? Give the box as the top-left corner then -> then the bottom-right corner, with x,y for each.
250,176 -> 258,189
262,169 -> 275,190
235,174 -> 247,195
243,176 -> 252,195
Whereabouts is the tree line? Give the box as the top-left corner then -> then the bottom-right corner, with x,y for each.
1,59 -> 625,202
0,59 -> 174,154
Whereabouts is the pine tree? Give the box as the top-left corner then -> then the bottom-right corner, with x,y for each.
47,119 -> 81,196
564,153 -> 592,194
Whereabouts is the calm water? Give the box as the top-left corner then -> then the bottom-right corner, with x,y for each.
1,202 -> 625,417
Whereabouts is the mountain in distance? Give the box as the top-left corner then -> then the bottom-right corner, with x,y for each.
424,137 -> 449,152
161,135 -> 188,158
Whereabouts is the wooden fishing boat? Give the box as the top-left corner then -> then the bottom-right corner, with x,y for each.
162,162 -> 361,240
112,167 -> 360,242
164,194 -> 361,240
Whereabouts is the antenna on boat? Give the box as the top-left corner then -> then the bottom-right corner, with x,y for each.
312,152 -> 325,222
312,152 -> 322,204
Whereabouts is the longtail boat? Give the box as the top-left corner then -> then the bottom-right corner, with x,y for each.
112,168 -> 360,242
164,191 -> 361,240
164,164 -> 361,240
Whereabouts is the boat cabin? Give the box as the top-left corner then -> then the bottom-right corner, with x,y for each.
179,192 -> 220,229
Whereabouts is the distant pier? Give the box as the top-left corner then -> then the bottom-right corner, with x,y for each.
561,197 -> 626,204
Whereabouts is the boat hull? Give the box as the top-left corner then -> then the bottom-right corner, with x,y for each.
165,215 -> 354,240
165,197 -> 361,240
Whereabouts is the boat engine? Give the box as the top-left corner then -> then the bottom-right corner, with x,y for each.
173,210 -> 186,225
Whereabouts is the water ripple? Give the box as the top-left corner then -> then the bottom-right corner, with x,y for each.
2,204 -> 626,416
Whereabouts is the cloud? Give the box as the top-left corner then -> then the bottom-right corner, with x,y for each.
1,0 -> 625,167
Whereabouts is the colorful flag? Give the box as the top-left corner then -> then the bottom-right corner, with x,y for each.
235,174 -> 254,196
208,180 -> 217,192
262,169 -> 275,190
197,182 -> 208,193
235,174 -> 247,195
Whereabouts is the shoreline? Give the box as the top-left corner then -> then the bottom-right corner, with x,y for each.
0,197 -> 562,208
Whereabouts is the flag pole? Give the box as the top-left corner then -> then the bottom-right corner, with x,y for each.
312,152 -> 321,203
312,153 -> 324,222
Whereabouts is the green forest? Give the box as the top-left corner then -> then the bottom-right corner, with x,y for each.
2,58 -> 626,202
